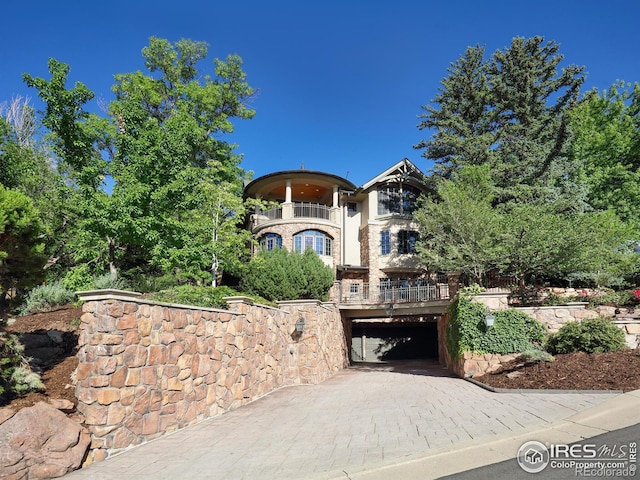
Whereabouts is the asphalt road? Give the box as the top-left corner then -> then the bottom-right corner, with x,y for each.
441,423 -> 640,480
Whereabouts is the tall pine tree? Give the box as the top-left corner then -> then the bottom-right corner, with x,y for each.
416,36 -> 585,207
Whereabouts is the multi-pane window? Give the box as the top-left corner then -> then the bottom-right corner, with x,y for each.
259,233 -> 282,251
293,230 -> 332,256
398,230 -> 419,254
377,183 -> 421,215
381,230 -> 391,255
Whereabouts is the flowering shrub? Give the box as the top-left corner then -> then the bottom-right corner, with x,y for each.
509,284 -> 544,306
634,289 -> 640,303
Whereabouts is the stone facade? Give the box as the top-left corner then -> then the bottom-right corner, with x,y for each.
253,221 -> 342,267
74,291 -> 349,464
452,352 -> 520,379
514,304 -> 599,332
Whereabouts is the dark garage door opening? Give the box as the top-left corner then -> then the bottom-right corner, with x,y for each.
351,322 -> 438,362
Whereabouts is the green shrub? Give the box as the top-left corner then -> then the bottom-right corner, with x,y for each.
545,317 -> 626,354
241,248 -> 334,302
91,273 -> 128,290
149,285 -> 276,309
520,349 -> 555,364
150,285 -> 235,309
446,296 -> 546,359
125,272 -> 181,294
61,264 -> 94,292
17,281 -> 75,315
0,333 -> 44,397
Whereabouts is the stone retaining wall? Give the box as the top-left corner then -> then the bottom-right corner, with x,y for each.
74,290 -> 349,464
450,352 -> 519,379
514,303 -> 598,332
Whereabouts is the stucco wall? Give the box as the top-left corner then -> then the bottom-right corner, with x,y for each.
74,291 -> 349,464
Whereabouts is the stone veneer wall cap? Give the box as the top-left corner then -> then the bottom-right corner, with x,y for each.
516,304 -> 588,312
277,299 -> 323,307
223,296 -> 285,312
77,289 -> 232,314
223,296 -> 255,305
76,289 -> 143,301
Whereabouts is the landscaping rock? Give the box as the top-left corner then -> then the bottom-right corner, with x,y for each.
0,401 -> 89,479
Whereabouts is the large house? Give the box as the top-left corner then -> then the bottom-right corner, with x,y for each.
244,159 -> 451,362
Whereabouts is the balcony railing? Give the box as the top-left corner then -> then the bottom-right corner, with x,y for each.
258,207 -> 283,221
253,202 -> 332,226
294,202 -> 330,220
340,281 -> 449,304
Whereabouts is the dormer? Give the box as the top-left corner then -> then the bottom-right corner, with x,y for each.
359,159 -> 427,221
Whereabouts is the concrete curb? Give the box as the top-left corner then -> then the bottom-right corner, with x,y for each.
465,377 -> 624,395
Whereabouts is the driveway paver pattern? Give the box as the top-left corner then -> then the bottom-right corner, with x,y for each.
64,360 -> 616,479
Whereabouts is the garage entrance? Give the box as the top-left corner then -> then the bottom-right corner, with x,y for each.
350,321 -> 438,362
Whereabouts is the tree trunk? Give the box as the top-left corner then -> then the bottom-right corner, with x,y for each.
107,236 -> 118,281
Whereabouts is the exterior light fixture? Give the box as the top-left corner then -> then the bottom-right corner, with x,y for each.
385,304 -> 394,318
295,317 -> 306,333
484,308 -> 495,328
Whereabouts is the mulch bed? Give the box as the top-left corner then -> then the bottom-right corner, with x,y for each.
475,350 -> 640,392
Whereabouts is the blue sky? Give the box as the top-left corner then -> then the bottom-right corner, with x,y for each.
2,0 -> 639,187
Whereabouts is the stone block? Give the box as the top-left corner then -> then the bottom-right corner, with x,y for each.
75,362 -> 93,381
125,368 -> 141,386
83,404 -> 108,425
141,411 -> 160,435
168,343 -> 186,363
89,333 -> 124,345
88,376 -> 111,388
148,346 -> 167,365
117,314 -> 137,330
162,320 -> 174,333
167,378 -> 183,391
151,306 -> 164,326
125,413 -> 143,435
123,345 -> 148,367
159,414 -> 178,432
111,367 -> 128,387
97,388 -> 121,405
140,367 -> 158,385
119,388 -> 135,406
107,403 -> 126,424
170,310 -> 189,329
160,332 -> 176,345
137,317 -> 152,336
112,427 -> 138,449
108,302 -> 124,318
124,330 -> 141,345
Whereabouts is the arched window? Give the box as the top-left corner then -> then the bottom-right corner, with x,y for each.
259,233 -> 282,251
293,230 -> 332,256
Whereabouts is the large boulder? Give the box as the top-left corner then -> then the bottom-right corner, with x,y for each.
0,401 -> 90,479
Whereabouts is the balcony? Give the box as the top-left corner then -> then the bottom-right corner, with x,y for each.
252,202 -> 335,228
293,202 -> 330,220
340,281 -> 450,305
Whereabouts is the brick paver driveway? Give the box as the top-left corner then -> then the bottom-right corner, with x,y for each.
64,360 -> 615,479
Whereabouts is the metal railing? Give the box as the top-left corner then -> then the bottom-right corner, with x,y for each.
341,281 -> 449,304
294,202 -> 330,220
254,207 -> 282,222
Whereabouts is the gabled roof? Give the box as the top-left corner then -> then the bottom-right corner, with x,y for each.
359,158 -> 426,192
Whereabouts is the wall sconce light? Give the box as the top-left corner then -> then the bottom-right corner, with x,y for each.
385,304 -> 394,318
484,308 -> 495,327
295,317 -> 306,333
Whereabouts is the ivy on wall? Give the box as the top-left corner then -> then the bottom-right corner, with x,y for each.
446,296 -> 545,359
